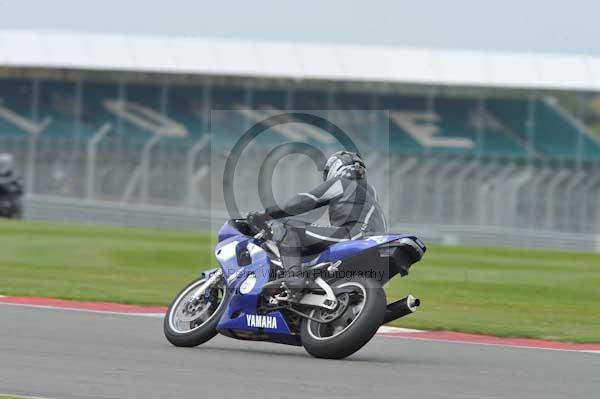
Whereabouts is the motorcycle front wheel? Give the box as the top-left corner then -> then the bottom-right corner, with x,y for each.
163,274 -> 228,347
300,277 -> 386,359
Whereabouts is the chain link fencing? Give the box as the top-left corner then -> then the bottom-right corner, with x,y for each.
2,130 -> 600,251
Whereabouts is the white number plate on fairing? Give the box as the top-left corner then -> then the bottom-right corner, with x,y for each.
216,241 -> 238,264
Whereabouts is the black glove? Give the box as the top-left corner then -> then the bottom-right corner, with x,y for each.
246,211 -> 269,232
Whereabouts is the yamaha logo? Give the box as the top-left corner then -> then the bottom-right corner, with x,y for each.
246,314 -> 278,329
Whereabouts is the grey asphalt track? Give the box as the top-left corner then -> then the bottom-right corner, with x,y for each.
1,305 -> 599,399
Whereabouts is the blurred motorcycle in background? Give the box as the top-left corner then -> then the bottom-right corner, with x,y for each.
0,153 -> 24,219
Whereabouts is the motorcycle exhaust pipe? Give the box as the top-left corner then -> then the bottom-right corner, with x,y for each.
383,295 -> 420,324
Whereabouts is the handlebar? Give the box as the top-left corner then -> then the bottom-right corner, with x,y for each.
245,215 -> 272,240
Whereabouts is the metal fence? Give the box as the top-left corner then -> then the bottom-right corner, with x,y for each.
2,133 -> 600,251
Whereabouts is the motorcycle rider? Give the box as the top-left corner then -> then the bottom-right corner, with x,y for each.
247,151 -> 387,274
0,153 -> 24,218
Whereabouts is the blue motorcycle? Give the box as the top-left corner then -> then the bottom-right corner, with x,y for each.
164,218 -> 426,359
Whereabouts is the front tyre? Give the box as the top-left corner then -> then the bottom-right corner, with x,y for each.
300,277 -> 386,359
163,274 -> 228,347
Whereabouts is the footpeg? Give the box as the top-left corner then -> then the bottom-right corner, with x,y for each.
261,276 -> 308,294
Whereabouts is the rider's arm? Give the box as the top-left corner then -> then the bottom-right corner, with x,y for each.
265,178 -> 344,219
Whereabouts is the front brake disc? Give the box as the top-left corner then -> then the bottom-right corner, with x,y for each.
177,299 -> 212,323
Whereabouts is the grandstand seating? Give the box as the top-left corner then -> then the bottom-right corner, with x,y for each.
1,78 -> 600,159
487,98 -> 600,158
0,79 -> 35,136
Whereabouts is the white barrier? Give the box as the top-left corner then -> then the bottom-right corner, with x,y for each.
22,195 -> 600,252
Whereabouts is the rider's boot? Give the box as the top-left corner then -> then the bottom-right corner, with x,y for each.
262,264 -> 310,294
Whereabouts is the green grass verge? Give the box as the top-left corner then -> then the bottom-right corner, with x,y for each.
1,220 -> 599,343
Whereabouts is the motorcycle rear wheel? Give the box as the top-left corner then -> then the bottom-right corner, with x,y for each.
300,277 -> 386,359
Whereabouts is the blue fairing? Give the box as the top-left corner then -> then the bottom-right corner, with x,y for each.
217,221 -> 244,243
212,221 -> 422,345
312,234 -> 415,263
214,228 -> 297,343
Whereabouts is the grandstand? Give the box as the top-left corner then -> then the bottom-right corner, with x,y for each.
2,78 -> 600,158
1,30 -> 600,250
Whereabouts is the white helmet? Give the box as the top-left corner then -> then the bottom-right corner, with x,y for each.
322,151 -> 366,181
0,153 -> 16,178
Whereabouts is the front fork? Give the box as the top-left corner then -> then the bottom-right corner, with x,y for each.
191,269 -> 223,301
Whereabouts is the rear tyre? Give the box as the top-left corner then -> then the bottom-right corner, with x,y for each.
300,277 -> 386,359
163,275 -> 228,347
